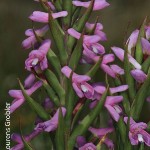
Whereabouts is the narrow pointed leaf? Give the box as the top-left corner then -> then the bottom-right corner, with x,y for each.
42,80 -> 60,107
47,50 -> 61,79
124,47 -> 136,101
55,108 -> 65,150
116,117 -> 127,144
63,0 -> 72,28
135,18 -> 146,64
18,80 -> 49,120
69,34 -> 83,69
44,69 -> 65,105
131,68 -> 150,120
47,7 -> 68,65
86,58 -> 102,78
67,87 -> 109,150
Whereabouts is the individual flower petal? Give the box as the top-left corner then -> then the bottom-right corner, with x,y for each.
24,74 -> 35,88
101,64 -> 116,78
110,85 -> 128,94
102,54 -> 115,64
141,38 -> 150,55
130,69 -> 147,83
79,142 -> 96,150
73,0 -> 110,11
126,29 -> 139,53
110,65 -> 124,75
29,11 -> 68,23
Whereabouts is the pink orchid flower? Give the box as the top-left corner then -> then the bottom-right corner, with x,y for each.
61,66 -> 94,99
35,107 -> 66,132
124,117 -> 150,146
25,39 -> 51,71
22,25 -> 49,49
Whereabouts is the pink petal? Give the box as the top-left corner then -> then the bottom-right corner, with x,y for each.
130,69 -> 147,83
127,29 -> 139,53
110,85 -> 128,94
101,64 -> 116,78
110,65 -> 124,75
141,38 -> 150,55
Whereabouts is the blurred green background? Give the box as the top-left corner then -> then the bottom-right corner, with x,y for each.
1,0 -> 150,149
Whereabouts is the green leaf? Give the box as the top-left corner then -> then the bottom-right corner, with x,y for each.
42,80 -> 60,107
131,68 -> 150,120
69,34 -> 83,69
139,143 -> 144,150
18,80 -> 49,120
44,69 -> 65,105
135,18 -> 147,64
53,0 -> 62,11
55,108 -> 65,150
47,7 -> 68,65
67,0 -> 95,53
47,50 -> 61,79
142,57 -> 150,73
63,0 -> 72,28
124,47 -> 136,101
117,117 -> 127,144
67,87 -> 108,150
86,58 -> 102,78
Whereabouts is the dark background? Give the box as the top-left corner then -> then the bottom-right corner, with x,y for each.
0,0 -> 150,149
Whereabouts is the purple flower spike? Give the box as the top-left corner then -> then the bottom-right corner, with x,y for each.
110,85 -> 128,94
35,107 -> 66,132
25,39 -> 51,71
73,0 -> 110,11
22,25 -> 49,49
146,96 -> 150,102
141,38 -> 150,56
105,96 -> 123,122
89,127 -> 114,149
11,130 -> 41,150
29,11 -> 68,23
111,46 -> 141,69
124,117 -> 150,146
126,29 -> 139,53
79,143 -> 96,150
131,69 -> 147,83
9,81 -> 42,113
61,66 -> 94,99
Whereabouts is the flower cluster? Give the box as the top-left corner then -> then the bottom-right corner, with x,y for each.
10,0 -> 150,150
